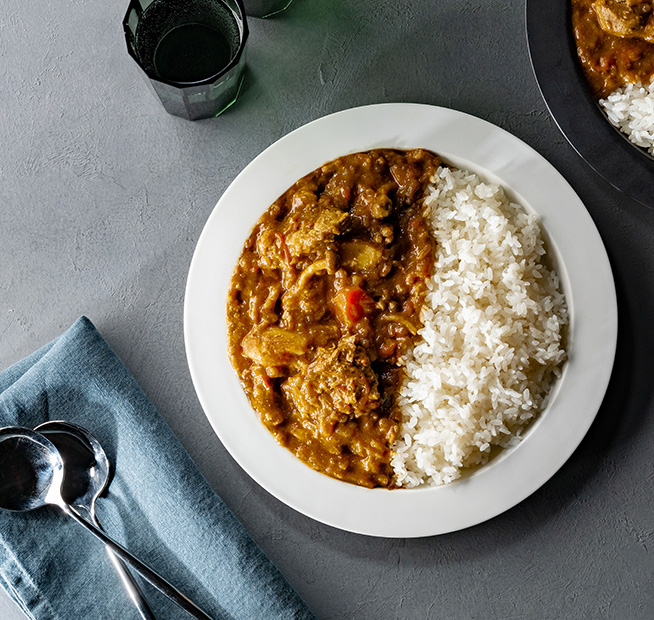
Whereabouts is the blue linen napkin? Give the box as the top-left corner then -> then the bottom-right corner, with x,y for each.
0,317 -> 315,620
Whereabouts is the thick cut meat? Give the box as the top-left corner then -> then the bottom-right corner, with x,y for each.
593,0 -> 654,42
284,202 -> 348,260
281,336 -> 380,430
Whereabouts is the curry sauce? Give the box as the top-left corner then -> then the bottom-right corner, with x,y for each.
572,0 -> 654,98
226,149 -> 440,488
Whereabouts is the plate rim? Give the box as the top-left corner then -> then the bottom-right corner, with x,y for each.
184,102 -> 618,537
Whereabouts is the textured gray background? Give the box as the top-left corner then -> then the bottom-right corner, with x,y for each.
1,0 -> 653,618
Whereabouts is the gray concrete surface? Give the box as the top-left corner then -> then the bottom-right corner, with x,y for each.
1,1 -> 653,618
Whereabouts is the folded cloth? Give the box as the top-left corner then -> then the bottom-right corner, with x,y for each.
0,317 -> 315,620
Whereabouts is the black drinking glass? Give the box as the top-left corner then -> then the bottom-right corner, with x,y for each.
242,0 -> 294,18
123,0 -> 248,120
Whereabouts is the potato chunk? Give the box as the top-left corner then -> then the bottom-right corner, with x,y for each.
340,240 -> 383,271
241,327 -> 309,367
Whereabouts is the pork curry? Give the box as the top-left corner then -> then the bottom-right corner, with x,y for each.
226,149 -> 440,488
572,0 -> 654,98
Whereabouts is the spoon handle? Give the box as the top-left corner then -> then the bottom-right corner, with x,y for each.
104,547 -> 158,620
62,505 -> 214,620
93,514 -> 157,620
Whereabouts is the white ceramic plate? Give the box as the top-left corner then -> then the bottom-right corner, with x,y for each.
184,103 -> 617,538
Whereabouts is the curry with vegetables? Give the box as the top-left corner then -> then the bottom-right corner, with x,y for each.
572,0 -> 654,98
226,149 -> 440,488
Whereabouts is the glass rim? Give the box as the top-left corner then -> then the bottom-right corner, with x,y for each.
122,0 -> 249,88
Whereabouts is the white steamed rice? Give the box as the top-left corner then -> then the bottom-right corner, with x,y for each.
600,79 -> 654,155
392,166 -> 568,487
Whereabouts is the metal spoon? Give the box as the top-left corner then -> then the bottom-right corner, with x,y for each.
0,426 -> 214,620
35,421 -> 156,620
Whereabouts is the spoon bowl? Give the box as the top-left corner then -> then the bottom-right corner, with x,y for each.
35,422 -> 110,518
0,427 -> 64,512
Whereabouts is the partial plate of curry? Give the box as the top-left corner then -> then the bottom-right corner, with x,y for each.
184,103 -> 617,537
526,0 -> 654,209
